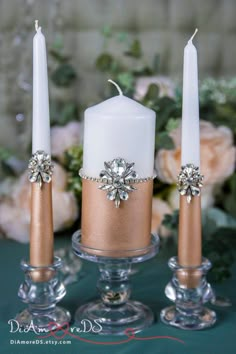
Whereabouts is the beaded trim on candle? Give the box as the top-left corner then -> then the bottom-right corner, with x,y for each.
177,164 -> 204,204
79,158 -> 157,208
79,170 -> 156,183
28,150 -> 54,188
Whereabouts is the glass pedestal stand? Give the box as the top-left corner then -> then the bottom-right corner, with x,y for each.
72,231 -> 159,335
16,257 -> 71,331
160,257 -> 216,330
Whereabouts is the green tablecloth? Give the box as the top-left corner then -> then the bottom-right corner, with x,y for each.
0,237 -> 235,354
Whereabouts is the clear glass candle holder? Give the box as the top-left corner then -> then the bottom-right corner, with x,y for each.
72,230 -> 159,335
160,256 -> 216,330
16,256 -> 71,331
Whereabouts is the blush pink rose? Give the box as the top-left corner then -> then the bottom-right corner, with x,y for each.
156,121 -> 236,186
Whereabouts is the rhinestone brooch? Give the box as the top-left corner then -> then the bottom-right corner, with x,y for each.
177,164 -> 204,203
98,158 -> 138,208
28,150 -> 53,188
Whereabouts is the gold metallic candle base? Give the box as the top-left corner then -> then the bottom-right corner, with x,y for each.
29,181 -> 54,281
81,179 -> 153,257
177,195 -> 202,288
176,268 -> 202,289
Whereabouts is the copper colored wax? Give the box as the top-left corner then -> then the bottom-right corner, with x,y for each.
81,179 -> 153,257
178,195 -> 202,288
30,181 -> 54,281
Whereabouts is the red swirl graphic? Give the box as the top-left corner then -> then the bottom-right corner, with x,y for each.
38,322 -> 185,345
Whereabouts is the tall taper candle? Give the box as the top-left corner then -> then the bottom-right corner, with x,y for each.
178,29 -> 202,287
30,21 -> 53,272
181,28 -> 200,167
32,20 -> 51,155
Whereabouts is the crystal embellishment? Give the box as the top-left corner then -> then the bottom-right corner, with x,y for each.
98,158 -> 138,208
177,164 -> 204,203
28,150 -> 54,188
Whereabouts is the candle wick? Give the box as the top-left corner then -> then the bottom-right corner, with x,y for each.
189,28 -> 198,43
108,79 -> 123,96
35,20 -> 39,32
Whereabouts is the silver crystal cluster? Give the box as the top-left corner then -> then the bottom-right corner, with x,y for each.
28,150 -> 53,188
177,164 -> 204,203
98,158 -> 138,208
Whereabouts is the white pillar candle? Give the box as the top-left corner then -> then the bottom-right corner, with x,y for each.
32,21 -> 51,155
83,81 -> 156,178
181,29 -> 200,167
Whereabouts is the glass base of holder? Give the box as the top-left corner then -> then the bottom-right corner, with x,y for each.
16,307 -> 71,331
160,257 -> 216,331
75,300 -> 154,335
16,257 -> 71,332
160,305 -> 216,330
72,230 -> 159,335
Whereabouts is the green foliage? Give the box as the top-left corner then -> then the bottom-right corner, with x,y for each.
125,39 -> 142,59
221,174 -> 236,218
162,208 -> 236,282
152,54 -> 160,74
116,72 -> 135,94
49,36 -> 78,126
162,210 -> 179,239
95,27 -> 160,96
198,78 -> 236,139
0,147 -> 27,178
0,147 -> 13,177
139,83 -> 180,135
203,231 -> 235,282
50,49 -> 70,63
166,118 -> 181,133
154,97 -> 180,131
96,53 -> 115,72
155,132 -> 174,151
51,63 -> 77,87
202,208 -> 236,282
0,147 -> 11,161
202,206 -> 236,234
50,101 -> 78,126
63,145 -> 83,205
143,83 -> 160,101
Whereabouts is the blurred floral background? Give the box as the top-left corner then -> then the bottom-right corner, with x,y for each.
0,0 -> 236,282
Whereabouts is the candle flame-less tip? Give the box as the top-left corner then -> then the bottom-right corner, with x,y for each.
108,79 -> 123,96
34,20 -> 41,32
35,20 -> 38,31
189,28 -> 198,43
